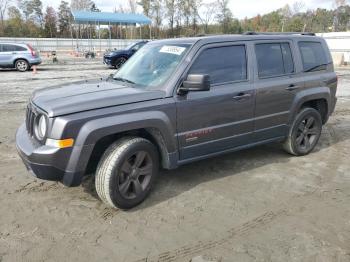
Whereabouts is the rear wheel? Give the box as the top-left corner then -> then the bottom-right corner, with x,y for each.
15,59 -> 29,72
95,137 -> 159,209
283,108 -> 322,156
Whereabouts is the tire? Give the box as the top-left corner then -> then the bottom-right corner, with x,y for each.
283,107 -> 322,156
95,137 -> 159,209
15,59 -> 29,72
115,57 -> 127,69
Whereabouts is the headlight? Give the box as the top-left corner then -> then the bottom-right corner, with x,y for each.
34,114 -> 47,140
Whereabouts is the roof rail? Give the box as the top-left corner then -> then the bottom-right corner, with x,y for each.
243,31 -> 316,36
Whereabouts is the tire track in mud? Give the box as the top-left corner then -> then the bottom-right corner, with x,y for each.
134,209 -> 288,262
134,113 -> 350,262
13,181 -> 61,193
100,207 -> 118,220
135,181 -> 347,262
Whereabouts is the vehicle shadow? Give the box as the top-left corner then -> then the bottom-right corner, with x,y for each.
81,121 -> 350,211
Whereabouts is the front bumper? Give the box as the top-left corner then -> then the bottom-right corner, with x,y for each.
103,57 -> 113,66
16,123 -> 83,186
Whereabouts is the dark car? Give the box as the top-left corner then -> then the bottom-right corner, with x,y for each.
103,41 -> 148,68
16,33 -> 337,209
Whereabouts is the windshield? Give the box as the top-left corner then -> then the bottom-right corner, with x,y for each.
125,42 -> 137,50
113,43 -> 191,89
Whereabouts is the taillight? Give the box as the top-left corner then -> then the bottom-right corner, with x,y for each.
27,44 -> 36,57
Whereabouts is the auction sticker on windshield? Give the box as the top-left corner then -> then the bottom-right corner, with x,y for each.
159,45 -> 186,55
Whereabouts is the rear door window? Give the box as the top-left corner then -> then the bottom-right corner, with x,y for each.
298,41 -> 328,72
255,43 -> 295,78
188,45 -> 247,85
2,44 -> 16,52
2,44 -> 27,52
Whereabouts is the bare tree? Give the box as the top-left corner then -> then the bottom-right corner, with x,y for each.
292,1 -> 305,15
279,4 -> 292,32
137,0 -> 151,17
165,0 -> 176,36
197,1 -> 218,33
216,0 -> 233,33
151,0 -> 163,38
0,0 -> 12,31
335,0 -> 346,8
128,0 -> 137,13
44,6 -> 57,37
181,0 -> 192,28
70,0 -> 93,11
190,0 -> 201,33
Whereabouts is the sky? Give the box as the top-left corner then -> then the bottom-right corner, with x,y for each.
41,0 -> 344,19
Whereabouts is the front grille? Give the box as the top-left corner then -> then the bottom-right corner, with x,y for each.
25,104 -> 36,137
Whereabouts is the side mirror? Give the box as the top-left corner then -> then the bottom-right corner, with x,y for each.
178,74 -> 211,94
107,73 -> 114,80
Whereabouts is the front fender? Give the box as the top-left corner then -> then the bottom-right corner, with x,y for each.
62,110 -> 177,184
74,110 -> 176,151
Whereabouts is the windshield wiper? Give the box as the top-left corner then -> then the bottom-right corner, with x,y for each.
113,77 -> 135,84
304,63 -> 331,73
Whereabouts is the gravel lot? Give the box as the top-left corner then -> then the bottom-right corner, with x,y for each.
0,59 -> 350,262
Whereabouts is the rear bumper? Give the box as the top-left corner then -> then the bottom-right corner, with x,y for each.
28,57 -> 42,66
16,123 -> 84,186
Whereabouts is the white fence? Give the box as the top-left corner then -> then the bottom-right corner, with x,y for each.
0,37 -> 141,52
1,33 -> 350,62
317,32 -> 350,64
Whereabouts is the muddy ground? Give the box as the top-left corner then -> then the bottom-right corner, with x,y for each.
0,59 -> 349,262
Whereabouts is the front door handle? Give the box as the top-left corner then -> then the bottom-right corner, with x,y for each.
233,93 -> 252,100
286,84 -> 300,91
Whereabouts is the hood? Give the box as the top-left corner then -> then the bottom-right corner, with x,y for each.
31,79 -> 165,117
104,50 -> 127,57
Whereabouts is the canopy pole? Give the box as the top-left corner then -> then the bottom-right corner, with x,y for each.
140,24 -> 142,39
119,23 -> 122,49
108,21 -> 111,49
76,22 -> 79,55
149,25 -> 151,39
98,21 -> 101,53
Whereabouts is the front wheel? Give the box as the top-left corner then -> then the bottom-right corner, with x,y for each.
283,108 -> 322,156
95,137 -> 159,209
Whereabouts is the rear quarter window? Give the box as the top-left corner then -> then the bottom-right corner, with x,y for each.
298,41 -> 328,72
14,45 -> 27,51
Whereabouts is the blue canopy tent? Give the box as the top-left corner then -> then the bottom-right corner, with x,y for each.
72,11 -> 152,25
71,11 -> 152,51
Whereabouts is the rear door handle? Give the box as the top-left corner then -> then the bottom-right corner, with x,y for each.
285,84 -> 300,91
233,93 -> 252,100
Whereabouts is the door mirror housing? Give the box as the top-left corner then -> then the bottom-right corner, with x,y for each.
107,73 -> 114,80
179,74 -> 211,94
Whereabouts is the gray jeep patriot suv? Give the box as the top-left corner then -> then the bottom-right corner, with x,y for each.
16,33 -> 337,209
